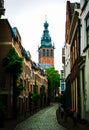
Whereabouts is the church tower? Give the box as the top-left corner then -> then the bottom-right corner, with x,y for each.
38,19 -> 55,69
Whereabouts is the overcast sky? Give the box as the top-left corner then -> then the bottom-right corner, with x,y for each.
3,0 -> 80,72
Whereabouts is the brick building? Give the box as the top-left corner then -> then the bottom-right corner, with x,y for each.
0,19 -> 48,119
69,3 -> 80,112
63,1 -> 80,111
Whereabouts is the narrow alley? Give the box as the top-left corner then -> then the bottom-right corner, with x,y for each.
15,103 -> 66,130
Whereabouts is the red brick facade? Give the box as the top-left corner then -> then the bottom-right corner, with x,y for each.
39,57 -> 54,66
0,19 -> 48,119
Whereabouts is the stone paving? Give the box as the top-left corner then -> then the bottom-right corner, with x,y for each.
15,103 -> 66,130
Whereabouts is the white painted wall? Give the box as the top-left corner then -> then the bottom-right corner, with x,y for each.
65,43 -> 70,79
85,50 -> 89,111
80,1 -> 89,111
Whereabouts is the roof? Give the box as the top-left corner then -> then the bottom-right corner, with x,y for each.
39,21 -> 54,49
12,27 -> 22,41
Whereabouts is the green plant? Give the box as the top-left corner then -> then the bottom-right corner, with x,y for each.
2,47 -> 23,78
16,83 -> 26,96
29,91 -> 34,97
29,92 -> 40,102
46,67 -> 60,103
32,92 -> 40,102
17,83 -> 26,91
2,47 -> 23,118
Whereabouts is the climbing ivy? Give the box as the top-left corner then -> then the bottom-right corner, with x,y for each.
2,47 -> 23,118
2,47 -> 23,78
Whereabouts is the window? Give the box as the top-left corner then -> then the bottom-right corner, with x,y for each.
62,47 -> 65,56
86,16 -> 89,45
50,49 -> 53,57
73,46 -> 74,64
85,0 -> 88,2
47,49 -> 49,56
43,49 -> 45,56
0,76 -> 6,88
75,40 -> 77,60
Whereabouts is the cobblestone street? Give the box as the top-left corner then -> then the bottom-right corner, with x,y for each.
15,103 -> 66,130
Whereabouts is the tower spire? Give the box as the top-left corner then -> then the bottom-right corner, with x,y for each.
45,15 -> 47,22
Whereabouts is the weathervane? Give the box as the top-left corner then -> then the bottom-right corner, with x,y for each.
0,0 -> 5,18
